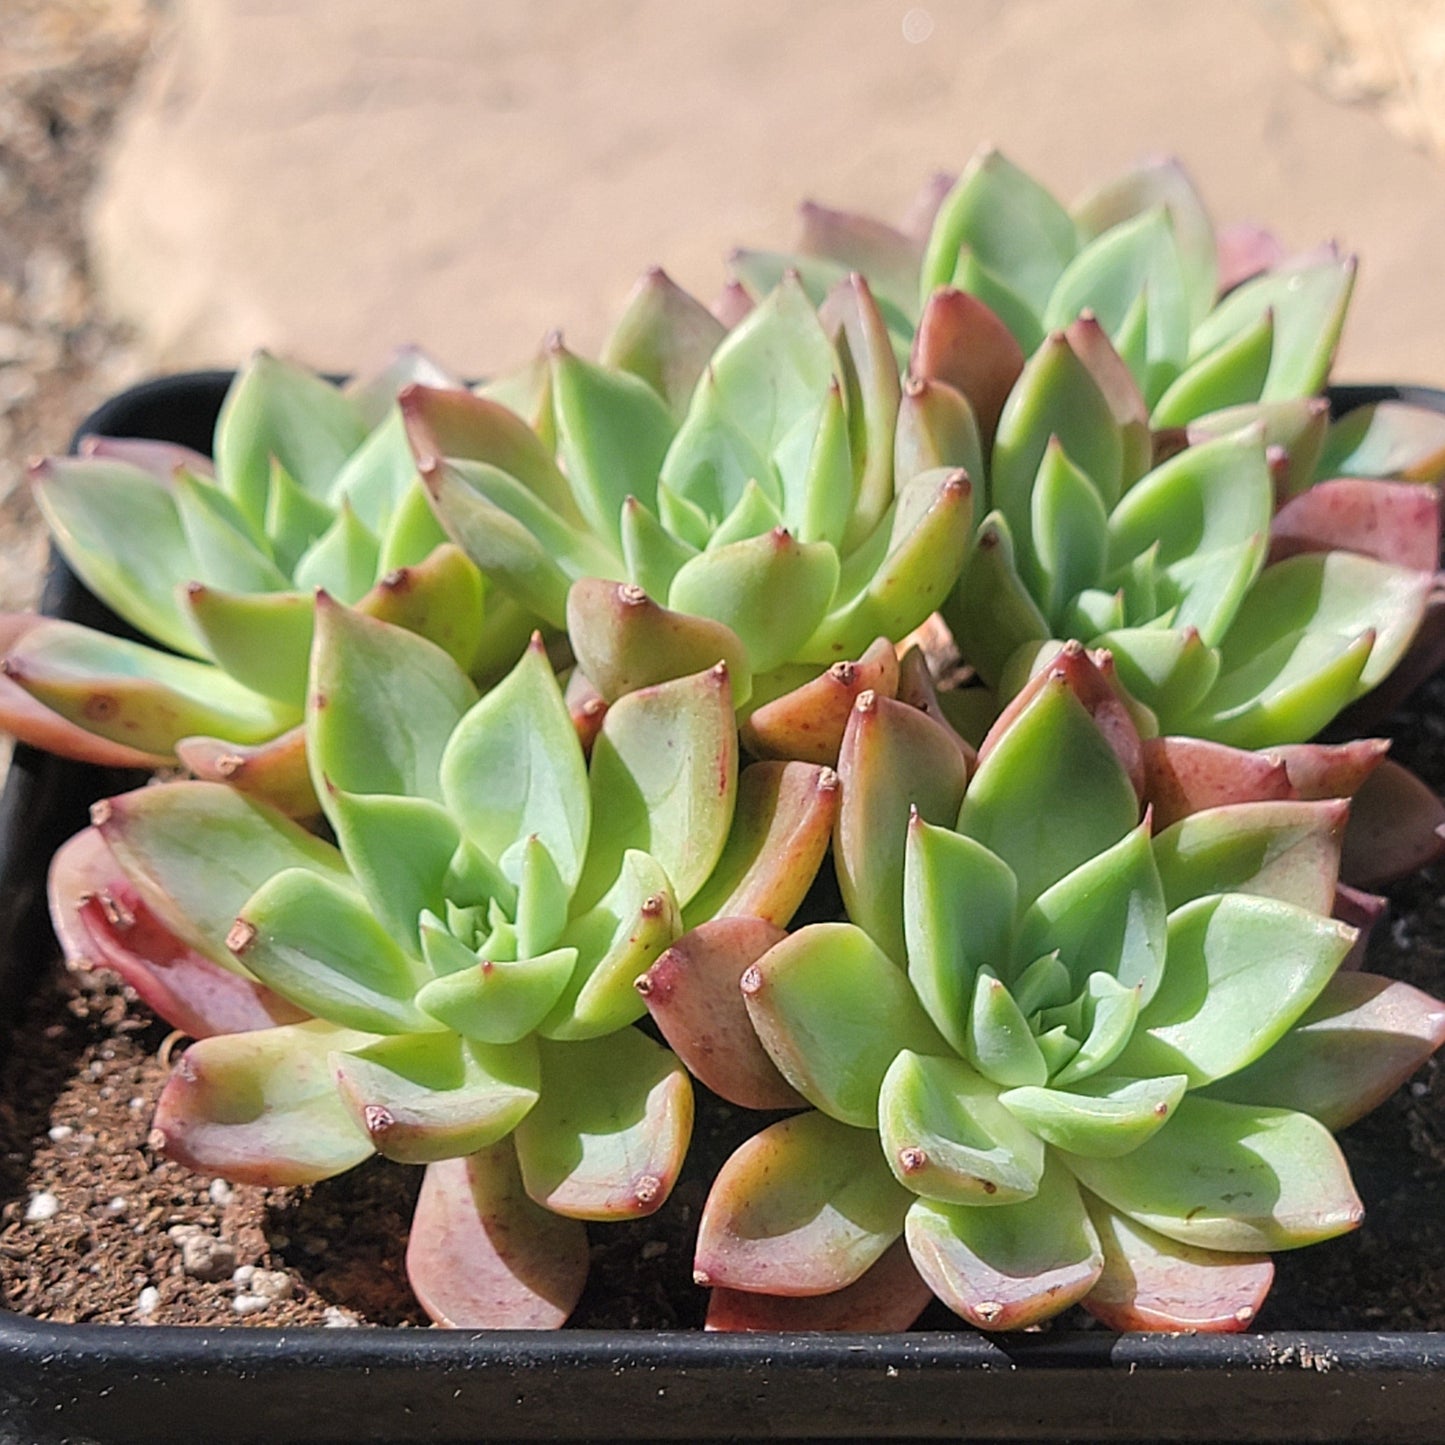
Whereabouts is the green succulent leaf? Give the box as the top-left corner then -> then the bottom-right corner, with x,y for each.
668,528 -> 839,676
1015,820 -> 1166,1003
922,148 -> 1079,314
331,1030 -> 540,1163
214,352 -> 369,526
1031,440 -> 1109,624
551,343 -> 675,551
152,1020 -> 377,1187
942,511 -> 1051,691
94,780 -> 350,968
835,693 -> 971,964
1151,307 -> 1275,428
438,638 -> 590,890
1152,799 -> 1347,917
1095,625 -> 1221,724
264,458 -> 336,574
957,672 -> 1139,907
694,1109 -> 912,1296
325,790 -> 467,953
29,457 -> 203,657
879,1049 -> 1044,1204
173,469 -> 289,594
415,945 -> 578,1045
743,921 -> 947,1128
182,585 -> 315,708
658,380 -> 778,528
1114,893 -> 1352,1087
999,1073 -> 1187,1158
1187,254 -> 1356,402
905,1156 -> 1103,1331
619,497 -> 699,601
513,1030 -> 692,1220
375,476 -> 451,573
232,865 -> 437,1035
903,817 -> 1018,1056
543,849 -> 680,1040
1048,973 -> 1145,1086
1062,1094 -> 1363,1252
4,621 -> 297,756
308,598 -> 478,803
577,664 -> 737,912
1202,971 -> 1445,1131
966,970 -> 1048,1087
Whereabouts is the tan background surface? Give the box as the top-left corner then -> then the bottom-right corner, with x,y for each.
87,0 -> 1445,385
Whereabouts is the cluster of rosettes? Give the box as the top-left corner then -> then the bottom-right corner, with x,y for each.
21,146 -> 1445,1332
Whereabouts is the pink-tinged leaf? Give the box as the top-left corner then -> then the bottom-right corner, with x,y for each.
982,641 -> 1145,799
398,382 -> 582,526
48,827 -> 306,1038
695,1111 -> 911,1296
343,344 -> 462,428
1272,737 -> 1390,800
1064,314 -> 1153,485
895,645 -> 977,772
176,725 -> 319,819
636,916 -> 801,1110
905,1159 -> 1104,1331
1334,883 -> 1386,970
712,280 -> 756,328
901,170 -> 957,241
0,632 -> 170,767
601,267 -> 726,422
1142,736 -> 1293,830
1269,478 -> 1441,573
354,543 -> 487,679
684,760 -> 839,929
894,375 -> 984,488
910,288 -> 1024,447
407,1144 -> 590,1329
1081,1197 -> 1274,1333
78,433 -> 214,483
797,201 -> 923,317
1204,971 -> 1445,1130
1216,223 -> 1287,294
151,1020 -> 377,1186
1341,758 -> 1445,888
820,274 -> 902,547
705,1238 -> 932,1333
563,668 -> 609,755
741,638 -> 899,765
513,1031 -> 692,1221
836,691 -> 971,963
566,578 -> 750,705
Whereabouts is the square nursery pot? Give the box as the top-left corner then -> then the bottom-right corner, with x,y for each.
2,373 -> 1445,1445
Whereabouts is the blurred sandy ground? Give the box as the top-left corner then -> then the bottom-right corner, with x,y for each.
2,0 -> 1444,630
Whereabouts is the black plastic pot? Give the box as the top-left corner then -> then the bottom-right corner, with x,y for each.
1,374 -> 1444,1444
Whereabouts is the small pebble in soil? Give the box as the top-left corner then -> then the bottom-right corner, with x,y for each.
135,1286 -> 159,1317
323,1306 -> 361,1329
232,1293 -> 270,1316
250,1269 -> 294,1303
25,1191 -> 59,1222
208,1179 -> 234,1206
46,1124 -> 72,1142
179,1232 -> 237,1282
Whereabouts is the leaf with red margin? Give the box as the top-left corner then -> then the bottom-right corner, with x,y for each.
705,1238 -> 932,1333
1081,1195 -> 1273,1332
406,1143 -> 589,1329
151,1020 -> 377,1186
684,761 -> 839,930
1142,736 -> 1294,830
637,916 -> 801,1110
1269,478 -> 1441,573
48,827 -> 306,1038
741,637 -> 898,766
694,1110 -> 911,1297
177,725 -> 318,819
1340,758 -> 1445,888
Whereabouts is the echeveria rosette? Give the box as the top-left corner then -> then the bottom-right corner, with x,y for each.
689,663 -> 1445,1333
404,269 -> 974,717
1,351 -> 534,810
738,147 -> 1357,431
938,331 -> 1439,749
50,600 -> 836,1328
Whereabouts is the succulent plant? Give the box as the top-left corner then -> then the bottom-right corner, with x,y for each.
735,147 -> 1356,426
49,599 -> 837,1326
663,647 -> 1445,1332
1,351 -> 535,812
401,268 -> 973,715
